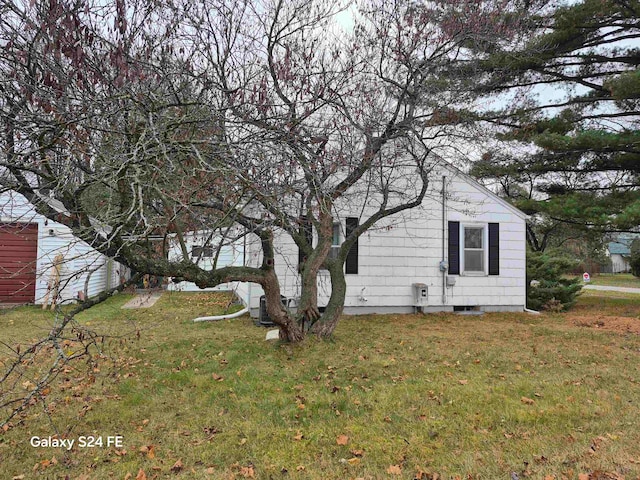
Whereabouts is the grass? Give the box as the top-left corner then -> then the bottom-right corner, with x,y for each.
584,273 -> 640,289
1,291 -> 640,479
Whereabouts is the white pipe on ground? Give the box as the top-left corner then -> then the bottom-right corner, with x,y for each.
524,307 -> 540,315
193,307 -> 249,322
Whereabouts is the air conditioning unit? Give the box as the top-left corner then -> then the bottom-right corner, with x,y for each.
258,295 -> 288,327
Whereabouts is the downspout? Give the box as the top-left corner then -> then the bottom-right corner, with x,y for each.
193,307 -> 249,322
244,230 -> 252,315
442,175 -> 447,305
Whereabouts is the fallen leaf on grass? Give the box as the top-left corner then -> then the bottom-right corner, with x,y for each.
387,464 -> 402,475
240,465 -> 255,478
135,469 -> 147,480
336,434 -> 349,445
521,396 -> 535,405
578,475 -> 589,480
212,373 -> 224,381
293,431 -> 304,441
171,459 -> 183,473
347,457 -> 360,466
458,379 -> 468,385
139,445 -> 155,459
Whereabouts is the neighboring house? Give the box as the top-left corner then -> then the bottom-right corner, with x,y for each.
607,234 -> 640,273
0,191 -> 128,305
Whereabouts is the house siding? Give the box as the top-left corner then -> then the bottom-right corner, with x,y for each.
244,163 -> 526,315
0,191 -> 128,304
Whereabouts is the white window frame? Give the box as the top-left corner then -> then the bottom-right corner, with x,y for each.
319,223 -> 341,272
329,222 -> 341,260
460,223 -> 488,276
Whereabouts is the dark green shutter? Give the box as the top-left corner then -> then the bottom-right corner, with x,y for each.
448,221 -> 460,274
345,217 -> 359,274
488,223 -> 499,275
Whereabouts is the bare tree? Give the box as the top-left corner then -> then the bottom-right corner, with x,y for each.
1,0 -> 529,342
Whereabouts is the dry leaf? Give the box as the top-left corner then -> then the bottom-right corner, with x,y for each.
544,476 -> 555,480
240,465 -> 255,478
458,379 -> 468,385
212,373 -> 224,381
387,464 -> 402,475
11,476 -> 25,480
296,465 -> 305,471
521,396 -> 535,405
205,467 -> 216,474
293,431 -> 304,441
171,459 -> 184,473
336,434 -> 349,445
350,449 -> 364,457
578,475 -> 589,480
135,469 -> 147,480
124,474 -> 132,480
347,457 -> 361,466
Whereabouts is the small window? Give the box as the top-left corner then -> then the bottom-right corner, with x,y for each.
192,245 -> 214,258
463,226 -> 484,273
328,223 -> 340,260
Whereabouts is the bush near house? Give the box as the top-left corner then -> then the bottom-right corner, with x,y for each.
527,249 -> 583,311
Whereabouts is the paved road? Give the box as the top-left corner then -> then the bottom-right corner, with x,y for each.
584,284 -> 640,294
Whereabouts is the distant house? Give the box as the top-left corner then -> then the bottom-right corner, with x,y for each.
0,191 -> 128,305
607,234 -> 640,273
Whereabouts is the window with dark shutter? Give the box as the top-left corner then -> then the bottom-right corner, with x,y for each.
488,223 -> 499,275
345,217 -> 359,274
297,216 -> 313,272
448,221 -> 460,274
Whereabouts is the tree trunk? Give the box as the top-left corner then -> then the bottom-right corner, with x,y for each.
262,269 -> 304,342
310,260 -> 346,338
297,212 -> 333,328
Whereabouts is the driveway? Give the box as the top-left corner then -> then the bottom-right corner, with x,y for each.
584,285 -> 640,294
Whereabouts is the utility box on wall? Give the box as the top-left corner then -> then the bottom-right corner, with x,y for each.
413,283 -> 428,306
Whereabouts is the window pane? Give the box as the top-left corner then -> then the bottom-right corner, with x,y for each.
465,228 -> 483,249
332,224 -> 340,246
465,250 -> 484,272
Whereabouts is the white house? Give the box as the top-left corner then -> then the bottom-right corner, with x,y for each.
0,191 -> 128,305
606,233 -> 639,273
240,162 -> 527,318
168,161 -> 527,318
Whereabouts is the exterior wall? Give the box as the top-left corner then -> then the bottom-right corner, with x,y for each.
245,162 -> 527,316
166,231 -> 246,298
610,254 -> 630,273
0,191 -> 128,304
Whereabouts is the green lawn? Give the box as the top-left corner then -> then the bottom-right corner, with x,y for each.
2,291 -> 640,479
586,273 -> 640,289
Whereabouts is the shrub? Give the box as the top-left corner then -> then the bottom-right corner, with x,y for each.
527,249 -> 583,311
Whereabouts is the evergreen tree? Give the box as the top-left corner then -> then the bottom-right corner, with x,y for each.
473,0 -> 640,233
